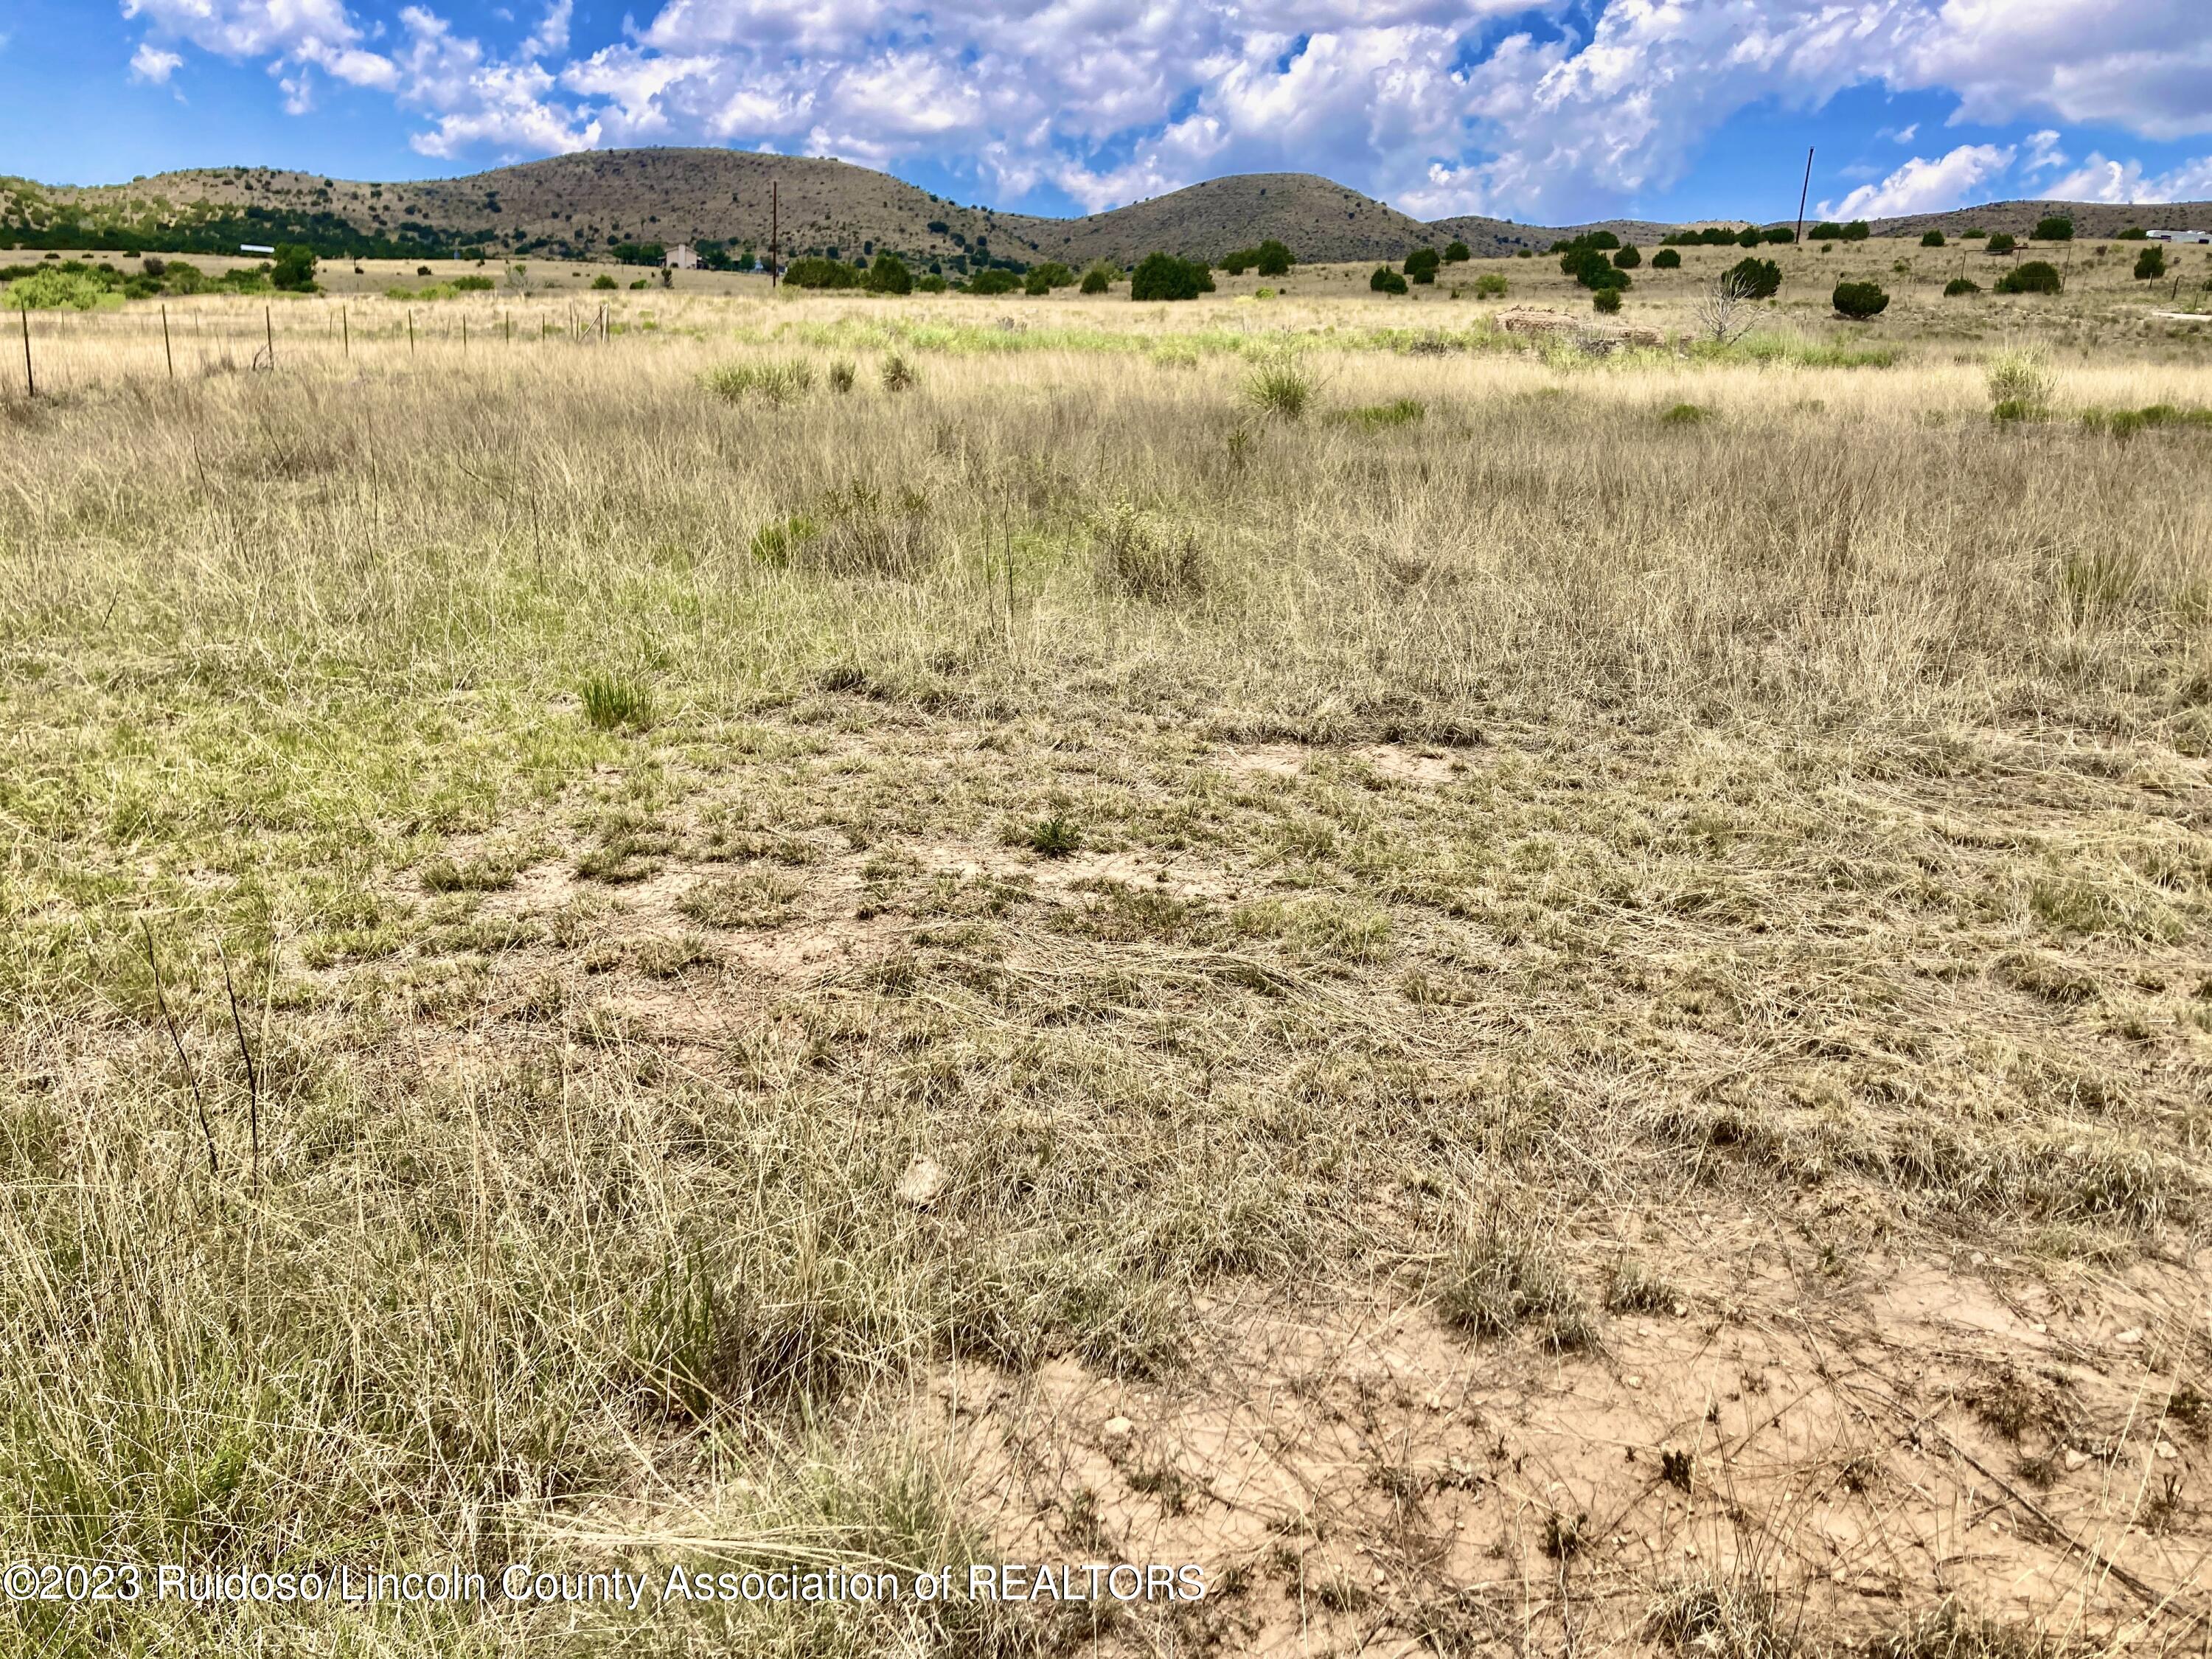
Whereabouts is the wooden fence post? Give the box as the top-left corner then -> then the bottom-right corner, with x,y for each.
20,306 -> 32,399
162,304 -> 175,380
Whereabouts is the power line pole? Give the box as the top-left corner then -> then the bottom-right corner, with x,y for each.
1795,147 -> 1814,250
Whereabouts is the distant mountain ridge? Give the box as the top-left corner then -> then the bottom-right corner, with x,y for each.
6,149 -> 2210,268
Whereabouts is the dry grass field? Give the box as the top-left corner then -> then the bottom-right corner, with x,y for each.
3,264 -> 2211,1658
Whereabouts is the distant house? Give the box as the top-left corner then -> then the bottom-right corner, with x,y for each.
240,243 -> 276,256
665,243 -> 700,269
2146,229 -> 2212,243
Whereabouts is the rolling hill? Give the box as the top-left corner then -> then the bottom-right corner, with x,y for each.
7,148 -> 2210,271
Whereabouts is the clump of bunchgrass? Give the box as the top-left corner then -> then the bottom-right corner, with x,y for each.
701,358 -> 815,407
580,672 -> 653,731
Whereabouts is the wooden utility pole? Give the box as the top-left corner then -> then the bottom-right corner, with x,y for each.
264,305 -> 275,370
1795,147 -> 1814,249
161,305 -> 175,380
19,306 -> 32,399
771,181 -> 779,290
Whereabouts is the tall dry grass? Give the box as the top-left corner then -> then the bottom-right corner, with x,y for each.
2,291 -> 2209,1655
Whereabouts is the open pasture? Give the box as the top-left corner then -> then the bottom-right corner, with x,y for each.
4,281 -> 2211,1657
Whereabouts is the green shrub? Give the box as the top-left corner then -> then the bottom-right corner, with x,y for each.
271,244 -> 318,292
866,254 -> 912,294
786,257 -> 861,289
1725,257 -> 1782,299
1582,230 -> 1620,250
1473,272 -> 1509,297
1129,253 -> 1213,301
1660,403 -> 1710,425
2117,226 -> 2147,240
2,269 -> 108,310
1831,280 -> 1889,319
1405,247 -> 1441,284
1961,226 -> 1987,238
2033,215 -> 2074,242
916,274 -> 949,293
1347,399 -> 1425,428
1944,276 -> 1981,296
2135,248 -> 2167,281
1651,248 -> 1681,269
966,268 -> 1020,295
629,279 -> 650,290
1808,221 -> 1846,240
1253,239 -> 1293,277
1921,229 -> 1946,247
1994,260 -> 2062,296
452,274 -> 495,291
590,274 -> 617,290
1613,244 -> 1641,268
1442,241 -> 1470,263
1020,260 -> 1073,295
1592,288 -> 1622,315
1985,232 -> 2017,254
1079,268 -> 1110,294
1843,220 -> 1871,241
1369,266 -> 1408,296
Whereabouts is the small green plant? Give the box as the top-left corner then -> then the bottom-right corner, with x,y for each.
748,514 -> 819,566
1439,1209 -> 1595,1352
1348,399 -> 1425,429
1242,357 -> 1312,420
1593,287 -> 1623,314
1986,346 -> 2054,418
1473,271 -> 1509,297
1832,280 -> 1889,319
1660,402 -> 1711,425
1944,276 -> 1981,296
702,358 -> 815,407
1026,816 -> 1079,858
1994,260 -> 2062,296
581,673 -> 652,731
591,274 -> 617,290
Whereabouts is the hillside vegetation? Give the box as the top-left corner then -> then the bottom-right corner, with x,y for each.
16,147 -> 2210,271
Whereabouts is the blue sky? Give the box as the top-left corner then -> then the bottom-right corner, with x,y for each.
4,0 -> 2211,224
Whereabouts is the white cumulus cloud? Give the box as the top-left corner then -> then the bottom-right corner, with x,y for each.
130,41 -> 183,81
1820,142 -> 2014,219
